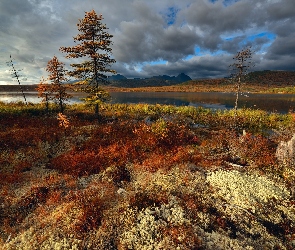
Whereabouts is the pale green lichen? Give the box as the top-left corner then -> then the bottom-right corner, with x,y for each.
132,165 -> 206,196
119,197 -> 191,249
2,227 -> 81,250
203,230 -> 254,250
196,212 -> 211,229
207,170 -> 290,212
277,201 -> 295,221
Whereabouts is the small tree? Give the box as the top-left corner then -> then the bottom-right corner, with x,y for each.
37,56 -> 71,113
229,47 -> 253,111
60,10 -> 116,116
36,77 -> 51,113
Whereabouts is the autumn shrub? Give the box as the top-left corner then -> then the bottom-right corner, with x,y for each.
199,129 -> 277,169
0,185 -> 50,240
139,146 -> 200,172
0,128 -> 42,150
0,171 -> 24,188
63,181 -> 116,237
228,132 -> 277,168
50,118 -> 198,176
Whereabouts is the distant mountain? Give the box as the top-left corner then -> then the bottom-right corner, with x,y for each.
150,75 -> 175,81
150,73 -> 192,82
176,73 -> 192,82
108,73 -> 192,87
108,74 -> 127,81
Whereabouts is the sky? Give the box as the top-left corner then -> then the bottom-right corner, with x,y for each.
0,0 -> 295,85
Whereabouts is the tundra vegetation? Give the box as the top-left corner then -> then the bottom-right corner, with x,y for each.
1,9 -> 295,250
0,100 -> 295,249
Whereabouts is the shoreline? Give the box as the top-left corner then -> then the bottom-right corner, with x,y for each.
0,83 -> 295,94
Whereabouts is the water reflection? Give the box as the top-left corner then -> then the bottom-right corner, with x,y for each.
1,91 -> 295,114
110,92 -> 295,114
0,92 -> 83,104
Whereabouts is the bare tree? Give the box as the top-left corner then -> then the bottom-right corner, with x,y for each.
229,47 -> 254,111
7,55 -> 27,105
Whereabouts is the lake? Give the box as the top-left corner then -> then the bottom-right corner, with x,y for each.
1,91 -> 295,114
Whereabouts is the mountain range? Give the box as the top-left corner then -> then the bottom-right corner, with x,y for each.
107,73 -> 192,87
1,71 -> 294,91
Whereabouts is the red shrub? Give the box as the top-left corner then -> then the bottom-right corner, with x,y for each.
50,120 -> 199,176
64,181 -> 116,237
230,133 -> 277,167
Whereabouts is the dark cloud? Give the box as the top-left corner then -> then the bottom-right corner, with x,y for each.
142,54 -> 231,79
265,0 -> 295,21
182,0 -> 254,33
266,35 -> 295,59
0,0 -> 294,84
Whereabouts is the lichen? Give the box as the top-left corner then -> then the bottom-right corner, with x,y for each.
207,170 -> 290,212
2,227 -> 81,250
119,197 -> 191,249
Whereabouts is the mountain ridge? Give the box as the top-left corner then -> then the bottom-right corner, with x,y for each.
108,73 -> 192,87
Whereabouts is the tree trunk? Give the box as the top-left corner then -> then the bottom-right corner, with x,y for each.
59,97 -> 64,113
45,93 -> 49,114
95,103 -> 99,114
234,83 -> 240,111
233,77 -> 241,131
95,103 -> 100,121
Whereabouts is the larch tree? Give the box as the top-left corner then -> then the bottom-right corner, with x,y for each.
36,77 -> 51,113
37,56 -> 71,113
60,10 -> 116,115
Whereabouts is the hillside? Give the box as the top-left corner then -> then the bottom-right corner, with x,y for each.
247,70 -> 295,86
107,70 -> 295,89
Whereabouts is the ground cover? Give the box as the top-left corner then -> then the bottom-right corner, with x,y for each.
0,102 -> 295,249
105,82 -> 295,94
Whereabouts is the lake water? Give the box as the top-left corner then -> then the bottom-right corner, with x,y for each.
111,92 -> 295,114
1,91 -> 295,114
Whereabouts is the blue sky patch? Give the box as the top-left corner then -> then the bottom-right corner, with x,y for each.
162,6 -> 180,26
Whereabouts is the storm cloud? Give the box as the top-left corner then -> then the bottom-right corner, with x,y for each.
0,0 -> 294,83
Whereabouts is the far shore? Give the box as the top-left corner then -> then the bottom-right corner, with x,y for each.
0,82 -> 294,94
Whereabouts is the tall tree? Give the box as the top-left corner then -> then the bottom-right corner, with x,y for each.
37,56 -> 71,113
60,10 -> 116,115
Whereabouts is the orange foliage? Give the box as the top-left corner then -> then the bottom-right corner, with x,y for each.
230,133 -> 277,167
0,106 -> 291,247
50,120 -> 198,176
63,181 -> 116,237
